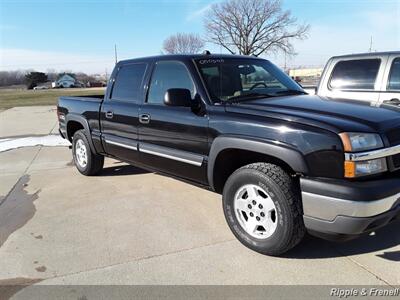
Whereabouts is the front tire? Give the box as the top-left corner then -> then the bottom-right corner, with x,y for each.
72,130 -> 104,176
222,163 -> 305,256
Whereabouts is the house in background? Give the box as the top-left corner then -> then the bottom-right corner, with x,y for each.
52,73 -> 82,88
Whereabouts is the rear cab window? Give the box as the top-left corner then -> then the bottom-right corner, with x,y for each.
111,63 -> 147,102
388,57 -> 400,91
329,59 -> 381,90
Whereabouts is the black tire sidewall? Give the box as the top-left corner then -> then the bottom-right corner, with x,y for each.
223,168 -> 295,255
72,131 -> 92,175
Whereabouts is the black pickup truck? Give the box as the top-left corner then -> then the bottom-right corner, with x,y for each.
58,54 -> 400,255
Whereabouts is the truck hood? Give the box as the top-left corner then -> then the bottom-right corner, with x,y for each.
225,95 -> 400,133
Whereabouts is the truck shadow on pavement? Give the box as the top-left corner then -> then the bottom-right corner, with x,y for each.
284,220 -> 400,261
90,162 -> 400,261
99,164 -> 150,176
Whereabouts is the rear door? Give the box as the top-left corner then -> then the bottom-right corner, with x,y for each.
137,60 -> 209,184
319,57 -> 386,105
378,54 -> 400,105
100,62 -> 148,163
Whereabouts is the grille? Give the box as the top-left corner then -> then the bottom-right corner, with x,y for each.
393,154 -> 400,169
386,128 -> 400,146
385,128 -> 400,170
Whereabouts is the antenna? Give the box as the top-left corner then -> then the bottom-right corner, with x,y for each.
114,44 -> 118,64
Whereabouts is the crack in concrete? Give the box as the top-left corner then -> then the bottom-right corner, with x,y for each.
22,239 -> 236,283
330,245 -> 392,287
348,257 -> 393,286
24,146 -> 42,174
49,120 -> 58,135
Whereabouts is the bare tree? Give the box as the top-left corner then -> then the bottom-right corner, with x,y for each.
204,0 -> 309,56
0,70 -> 28,87
163,33 -> 205,54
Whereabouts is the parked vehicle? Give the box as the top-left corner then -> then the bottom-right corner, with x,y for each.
33,85 -> 49,90
317,51 -> 400,105
58,54 -> 400,256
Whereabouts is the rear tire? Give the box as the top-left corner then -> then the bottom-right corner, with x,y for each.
222,163 -> 305,256
72,130 -> 104,176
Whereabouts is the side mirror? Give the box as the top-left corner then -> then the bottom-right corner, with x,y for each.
164,89 -> 192,107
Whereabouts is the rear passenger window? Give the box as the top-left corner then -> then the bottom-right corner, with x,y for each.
388,58 -> 400,91
147,61 -> 195,105
111,63 -> 147,102
329,59 -> 381,90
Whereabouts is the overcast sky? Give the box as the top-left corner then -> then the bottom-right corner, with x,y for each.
0,0 -> 399,74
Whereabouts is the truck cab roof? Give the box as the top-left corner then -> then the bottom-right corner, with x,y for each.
329,51 -> 400,59
117,53 -> 266,65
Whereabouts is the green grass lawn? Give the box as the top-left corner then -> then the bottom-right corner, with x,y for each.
0,88 -> 105,110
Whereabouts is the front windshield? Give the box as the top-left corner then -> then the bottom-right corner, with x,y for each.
195,58 -> 305,103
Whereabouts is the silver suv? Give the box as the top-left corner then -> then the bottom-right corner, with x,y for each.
317,51 -> 400,105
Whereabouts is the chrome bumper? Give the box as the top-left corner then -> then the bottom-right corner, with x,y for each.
300,177 -> 400,237
302,191 -> 400,221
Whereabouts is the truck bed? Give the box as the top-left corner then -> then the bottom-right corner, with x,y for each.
57,95 -> 104,141
58,95 -> 103,114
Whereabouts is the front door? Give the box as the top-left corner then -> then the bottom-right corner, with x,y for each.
138,60 -> 209,184
100,62 -> 148,163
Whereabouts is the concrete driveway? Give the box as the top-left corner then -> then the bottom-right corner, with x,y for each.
0,106 -> 399,291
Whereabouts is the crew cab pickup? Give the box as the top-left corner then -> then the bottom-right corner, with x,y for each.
58,54 -> 400,256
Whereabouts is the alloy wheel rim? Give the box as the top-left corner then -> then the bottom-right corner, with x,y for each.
233,184 -> 278,239
75,139 -> 88,168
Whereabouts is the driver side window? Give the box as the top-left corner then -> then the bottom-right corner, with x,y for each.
147,61 -> 195,105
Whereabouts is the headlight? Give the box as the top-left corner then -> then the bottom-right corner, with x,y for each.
339,132 -> 383,152
340,132 -> 387,178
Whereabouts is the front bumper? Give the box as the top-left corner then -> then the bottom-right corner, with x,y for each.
300,177 -> 400,240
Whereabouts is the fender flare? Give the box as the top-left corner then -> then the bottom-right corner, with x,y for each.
207,136 -> 309,191
65,113 -> 96,153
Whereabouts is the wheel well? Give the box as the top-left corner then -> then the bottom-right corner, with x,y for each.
212,149 -> 296,193
67,121 -> 84,142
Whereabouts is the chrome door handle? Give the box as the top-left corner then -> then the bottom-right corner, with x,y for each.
383,98 -> 400,106
139,114 -> 151,124
105,111 -> 114,119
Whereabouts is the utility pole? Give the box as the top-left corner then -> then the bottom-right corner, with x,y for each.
284,52 -> 287,72
368,36 -> 373,52
114,44 -> 118,64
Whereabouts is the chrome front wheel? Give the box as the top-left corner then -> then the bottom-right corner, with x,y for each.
223,163 -> 305,256
234,184 -> 278,239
